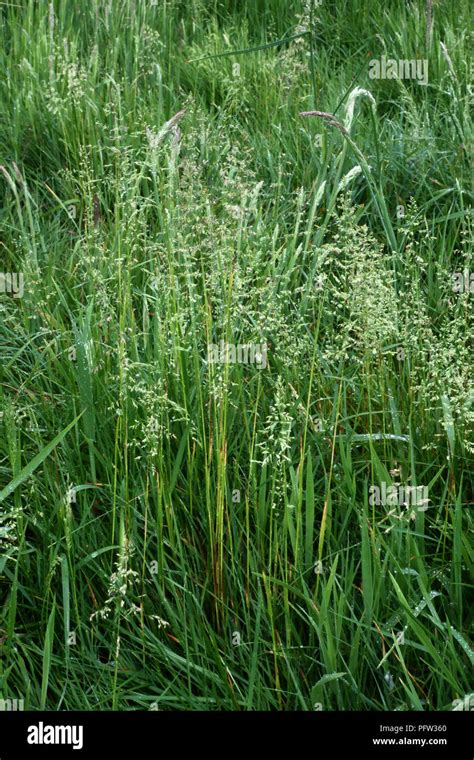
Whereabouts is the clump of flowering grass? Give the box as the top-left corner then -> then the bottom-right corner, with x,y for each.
0,0 -> 472,714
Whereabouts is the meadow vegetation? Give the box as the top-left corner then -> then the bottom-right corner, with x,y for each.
0,0 -> 472,710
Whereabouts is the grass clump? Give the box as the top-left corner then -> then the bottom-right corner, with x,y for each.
0,0 -> 472,711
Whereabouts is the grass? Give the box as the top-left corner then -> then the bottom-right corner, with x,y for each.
0,0 -> 472,711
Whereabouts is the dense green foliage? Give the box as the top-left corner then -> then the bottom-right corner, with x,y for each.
0,0 -> 472,710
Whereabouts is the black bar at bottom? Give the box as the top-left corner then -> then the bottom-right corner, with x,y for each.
0,710 -> 471,758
